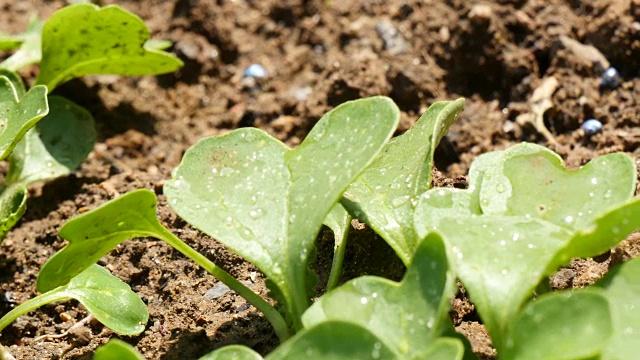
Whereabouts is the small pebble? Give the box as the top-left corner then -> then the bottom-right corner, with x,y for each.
600,67 -> 620,89
204,282 -> 231,300
243,64 -> 268,78
581,119 -> 603,136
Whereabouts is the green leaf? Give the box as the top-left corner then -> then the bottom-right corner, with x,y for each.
5,96 -> 95,185
0,17 -> 42,72
164,97 -> 399,327
36,4 -> 183,90
37,189 -> 163,292
0,184 -> 27,240
322,203 -> 351,291
502,290 -> 611,360
54,264 -> 148,335
199,345 -> 263,360
413,338 -> 464,360
413,143 -> 639,350
267,321 -> 398,359
597,257 -> 640,359
302,232 -> 457,357
94,339 -> 145,360
0,71 -> 48,161
341,99 -> 464,264
476,143 -> 635,229
1,265 -> 147,336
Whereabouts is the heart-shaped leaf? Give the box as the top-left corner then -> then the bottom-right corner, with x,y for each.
414,143 -> 639,350
94,339 -> 144,360
502,289 -> 611,360
0,265 -> 147,336
0,70 -> 48,161
36,4 -> 183,90
475,143 -> 635,229
341,99 -> 464,264
164,97 -> 399,327
0,17 -> 42,72
597,257 -> 640,359
302,232 -> 458,357
5,96 -> 95,185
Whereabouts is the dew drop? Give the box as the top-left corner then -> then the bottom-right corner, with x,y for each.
604,190 -> 612,199
591,177 -> 598,185
46,161 -> 53,167
211,167 -> 218,174
360,297 -> 368,304
390,196 -> 409,208
496,183 -> 505,193
481,198 -> 489,206
528,243 -> 535,249
243,131 -> 256,142
512,233 -> 520,241
117,221 -> 125,227
499,240 -> 506,246
249,208 -> 265,219
565,215 -> 574,223
220,167 -> 235,176
372,292 -> 378,298
501,269 -> 508,275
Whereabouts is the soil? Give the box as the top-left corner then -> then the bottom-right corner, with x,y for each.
0,0 -> 639,359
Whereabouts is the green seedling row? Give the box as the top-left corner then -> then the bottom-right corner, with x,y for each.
1,3 -> 639,360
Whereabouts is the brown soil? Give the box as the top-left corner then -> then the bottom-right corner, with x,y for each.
1,0 -> 639,359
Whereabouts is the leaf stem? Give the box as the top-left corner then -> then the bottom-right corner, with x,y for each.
152,225 -> 291,341
326,219 -> 350,291
0,289 -> 66,333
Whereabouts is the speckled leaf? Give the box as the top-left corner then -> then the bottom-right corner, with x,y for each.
268,321 -> 398,360
0,184 -> 26,240
598,257 -> 640,359
472,143 -> 635,229
199,345 -> 263,360
0,71 -> 48,161
36,4 -> 183,90
502,290 -> 611,360
413,143 -> 639,351
5,96 -> 95,185
36,189 -> 164,292
341,99 -> 464,264
164,97 -> 399,326
302,232 -> 457,357
94,339 -> 145,360
0,17 -> 42,71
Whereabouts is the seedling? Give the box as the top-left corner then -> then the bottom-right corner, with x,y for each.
0,3 -> 182,238
413,142 -> 640,356
163,96 -> 399,330
0,264 -> 147,337
37,96 -> 400,339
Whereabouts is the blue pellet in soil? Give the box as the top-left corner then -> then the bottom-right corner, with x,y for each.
600,67 -> 620,89
243,63 -> 268,78
581,119 -> 603,136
